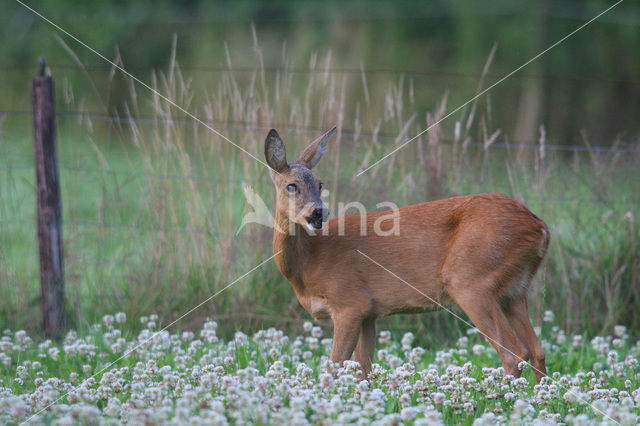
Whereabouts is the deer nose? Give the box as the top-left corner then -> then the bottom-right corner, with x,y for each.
314,207 -> 330,221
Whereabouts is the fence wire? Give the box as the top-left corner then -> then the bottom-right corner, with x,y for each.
2,110 -> 639,153
2,63 -> 640,86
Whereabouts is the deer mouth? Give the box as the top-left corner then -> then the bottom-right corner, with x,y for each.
305,216 -> 323,230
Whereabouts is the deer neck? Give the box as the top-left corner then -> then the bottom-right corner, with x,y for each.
273,210 -> 314,288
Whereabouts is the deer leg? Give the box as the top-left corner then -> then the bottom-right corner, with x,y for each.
449,287 -> 528,378
330,311 -> 363,367
502,297 -> 546,383
354,318 -> 376,377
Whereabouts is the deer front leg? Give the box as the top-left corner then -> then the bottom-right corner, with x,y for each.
330,311 -> 363,366
354,318 -> 376,377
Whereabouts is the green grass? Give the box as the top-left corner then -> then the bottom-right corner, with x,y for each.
0,315 -> 638,424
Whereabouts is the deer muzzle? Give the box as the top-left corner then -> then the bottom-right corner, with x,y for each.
306,207 -> 330,230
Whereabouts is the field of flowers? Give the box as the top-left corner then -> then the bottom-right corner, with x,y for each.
0,312 -> 638,425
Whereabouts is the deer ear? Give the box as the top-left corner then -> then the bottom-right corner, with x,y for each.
264,129 -> 289,173
295,126 -> 336,169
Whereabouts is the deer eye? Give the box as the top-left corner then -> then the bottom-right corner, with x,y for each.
286,184 -> 297,193
319,183 -> 323,191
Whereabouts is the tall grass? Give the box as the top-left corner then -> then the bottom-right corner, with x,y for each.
0,40 -> 638,344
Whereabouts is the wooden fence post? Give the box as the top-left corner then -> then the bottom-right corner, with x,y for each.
31,57 -> 65,338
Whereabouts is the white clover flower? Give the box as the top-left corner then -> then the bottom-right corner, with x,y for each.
102,315 -> 115,329
290,396 -> 305,411
103,397 -> 122,417
472,344 -> 485,356
0,353 -> 11,367
115,312 -> 127,324
614,325 -> 627,338
511,377 -> 528,391
401,332 -> 415,350
370,363 -> 386,379
543,310 -> 555,323
387,355 -> 403,370
296,363 -> 313,379
311,326 -> 323,339
303,322 -> 313,333
422,408 -> 443,424
319,373 -> 333,388
572,334 -> 583,348
15,330 -> 32,347
305,337 -> 319,350
400,406 -> 418,420
234,332 -> 248,347
409,347 -> 425,364
473,412 -> 496,425
432,392 -> 446,405
378,330 -> 391,345
176,331 -> 193,343
456,336 -> 469,348
357,380 -> 370,392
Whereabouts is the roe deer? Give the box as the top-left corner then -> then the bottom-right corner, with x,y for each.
264,127 -> 550,382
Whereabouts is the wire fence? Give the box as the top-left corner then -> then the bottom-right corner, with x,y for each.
2,63 -> 640,86
1,110 -> 638,206
2,110 -> 639,154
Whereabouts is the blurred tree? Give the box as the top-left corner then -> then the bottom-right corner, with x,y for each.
1,0 -> 638,144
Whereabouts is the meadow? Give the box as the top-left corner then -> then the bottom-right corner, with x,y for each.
0,311 -> 639,424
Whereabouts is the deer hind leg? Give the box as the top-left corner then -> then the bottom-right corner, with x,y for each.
354,318 -> 376,377
448,282 -> 528,379
502,297 -> 546,383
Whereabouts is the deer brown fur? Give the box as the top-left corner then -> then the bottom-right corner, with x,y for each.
265,127 -> 550,382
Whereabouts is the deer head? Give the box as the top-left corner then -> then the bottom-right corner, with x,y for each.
264,127 -> 336,232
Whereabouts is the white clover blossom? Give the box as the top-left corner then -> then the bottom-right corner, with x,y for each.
614,325 -> 627,338
472,344 -> 485,356
378,330 -> 392,345
102,315 -> 114,328
401,332 -> 415,349
2,312 -> 639,424
432,392 -> 446,405
311,326 -> 323,339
